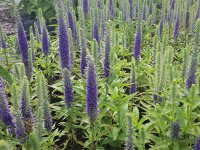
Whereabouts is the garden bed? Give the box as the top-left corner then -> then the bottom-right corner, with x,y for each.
0,0 -> 200,150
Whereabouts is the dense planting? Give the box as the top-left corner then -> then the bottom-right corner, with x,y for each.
1,0 -> 200,149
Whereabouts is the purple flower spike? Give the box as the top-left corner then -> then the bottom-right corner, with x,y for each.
170,0 -> 175,10
194,136 -> 200,150
101,22 -> 106,40
130,84 -> 137,94
17,21 -> 30,77
129,0 -> 133,20
41,75 -> 52,131
126,116 -> 134,150
20,79 -> 33,132
42,26 -> 50,56
0,77 -> 15,131
195,10 -> 200,21
171,121 -> 180,140
149,0 -> 153,15
63,68 -> 74,108
83,0 -> 89,16
185,1 -> 190,30
133,25 -> 142,62
80,29 -> 87,75
97,0 -> 101,8
136,0 -> 139,18
103,25 -> 111,78
68,10 -> 78,41
122,3 -> 129,22
109,0 -> 115,19
44,107 -> 52,131
36,19 -> 42,34
185,11 -> 190,30
86,57 -> 99,122
15,111 -> 26,144
92,22 -> 101,54
186,48 -> 198,90
159,18 -> 164,38
153,90 -> 162,103
142,0 -> 146,20
174,15 -> 180,40
58,8 -> 71,70
1,36 -> 6,49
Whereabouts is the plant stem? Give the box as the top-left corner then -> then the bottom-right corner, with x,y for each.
185,31 -> 187,46
90,122 -> 96,150
71,129 -> 75,149
105,78 -> 109,101
45,56 -> 48,77
171,98 -> 175,148
185,96 -> 190,134
4,48 -> 9,70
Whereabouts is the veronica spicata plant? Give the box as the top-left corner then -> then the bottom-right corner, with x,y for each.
86,57 -> 99,122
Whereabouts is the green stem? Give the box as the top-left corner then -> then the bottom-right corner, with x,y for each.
90,122 -> 96,150
182,75 -> 185,85
4,48 -> 9,70
185,31 -> 187,47
168,20 -> 171,38
136,61 -> 139,72
171,138 -> 174,149
172,95 -> 175,123
105,78 -> 109,101
45,56 -> 48,77
171,95 -> 175,149
185,97 -> 190,134
143,139 -> 146,150
71,121 -> 75,149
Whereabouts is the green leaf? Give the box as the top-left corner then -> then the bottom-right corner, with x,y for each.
119,104 -> 128,128
0,65 -> 12,84
133,107 -> 140,124
112,127 -> 120,140
30,0 -> 38,4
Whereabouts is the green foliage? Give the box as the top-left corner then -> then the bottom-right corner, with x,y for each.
28,131 -> 40,150
19,0 -> 56,20
0,140 -> 10,150
1,0 -> 200,149
0,65 -> 12,84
